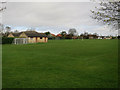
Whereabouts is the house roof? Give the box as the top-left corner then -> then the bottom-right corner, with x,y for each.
56,34 -> 62,37
8,31 -> 47,37
51,34 -> 56,37
8,32 -> 22,37
12,33 -> 21,37
23,31 -> 47,37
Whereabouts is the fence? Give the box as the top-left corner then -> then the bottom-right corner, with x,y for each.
13,38 -> 29,44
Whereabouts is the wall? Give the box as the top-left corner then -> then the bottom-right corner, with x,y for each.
8,34 -> 14,38
28,37 -> 48,43
37,37 -> 48,43
19,33 -> 28,38
28,37 -> 35,43
89,36 -> 94,39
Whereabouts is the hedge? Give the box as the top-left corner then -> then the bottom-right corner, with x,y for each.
2,37 -> 14,44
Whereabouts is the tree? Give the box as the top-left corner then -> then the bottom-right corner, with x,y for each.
0,24 -> 4,34
0,1 -> 6,12
80,32 -> 89,39
60,31 -> 67,37
93,33 -> 98,36
68,28 -> 77,36
14,30 -> 19,33
91,0 -> 120,30
4,26 -> 11,36
83,32 -> 89,36
45,31 -> 50,35
0,1 -> 7,36
60,31 -> 67,39
5,26 -> 11,32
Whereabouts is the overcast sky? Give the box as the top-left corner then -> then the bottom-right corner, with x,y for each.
2,2 -> 118,36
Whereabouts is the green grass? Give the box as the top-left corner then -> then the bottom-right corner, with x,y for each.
2,39 -> 118,88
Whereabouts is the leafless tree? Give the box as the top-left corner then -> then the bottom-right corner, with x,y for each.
14,30 -> 19,33
91,0 -> 120,30
0,1 -> 7,35
5,26 -> 11,35
68,28 -> 78,36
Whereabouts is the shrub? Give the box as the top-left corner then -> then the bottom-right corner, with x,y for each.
48,37 -> 55,40
2,37 -> 14,44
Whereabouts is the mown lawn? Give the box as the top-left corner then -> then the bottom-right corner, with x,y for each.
2,39 -> 118,88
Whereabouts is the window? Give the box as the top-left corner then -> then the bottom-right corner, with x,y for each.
40,37 -> 42,39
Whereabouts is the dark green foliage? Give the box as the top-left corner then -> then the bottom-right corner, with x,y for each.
65,35 -> 72,39
118,36 -> 120,39
48,37 -> 55,40
112,36 -> 117,39
2,37 -> 14,44
60,31 -> 67,37
80,32 -> 98,39
45,31 -> 50,35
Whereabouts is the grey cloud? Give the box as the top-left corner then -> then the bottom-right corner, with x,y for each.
2,2 -> 117,35
3,2 -> 94,26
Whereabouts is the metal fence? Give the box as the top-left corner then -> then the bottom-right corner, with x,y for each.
13,38 -> 29,44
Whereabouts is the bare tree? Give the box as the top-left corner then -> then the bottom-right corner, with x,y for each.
4,26 -> 11,36
0,1 -> 7,35
68,28 -> 78,36
14,30 -> 19,33
91,0 -> 120,30
0,23 -> 4,34
0,1 -> 6,12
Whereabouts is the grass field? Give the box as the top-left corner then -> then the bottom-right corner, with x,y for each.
2,39 -> 118,88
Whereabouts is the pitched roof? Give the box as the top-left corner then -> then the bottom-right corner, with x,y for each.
56,34 -> 62,37
9,31 -> 47,37
8,32 -> 22,37
51,34 -> 56,37
23,31 -> 47,37
12,33 -> 21,37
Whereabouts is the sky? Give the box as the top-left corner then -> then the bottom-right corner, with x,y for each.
0,0 -> 91,2
2,1 -> 118,36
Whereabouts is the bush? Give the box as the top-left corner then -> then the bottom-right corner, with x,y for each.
2,37 -> 14,44
48,37 -> 55,40
112,37 -> 117,39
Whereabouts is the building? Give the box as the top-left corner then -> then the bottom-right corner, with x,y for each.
8,32 -> 21,38
8,31 -> 48,43
56,34 -> 62,39
104,36 -> 112,39
72,36 -> 78,39
79,33 -> 98,39
47,33 -> 56,40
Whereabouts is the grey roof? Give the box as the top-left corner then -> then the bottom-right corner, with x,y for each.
23,31 -> 47,37
9,31 -> 47,37
12,33 -> 21,37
